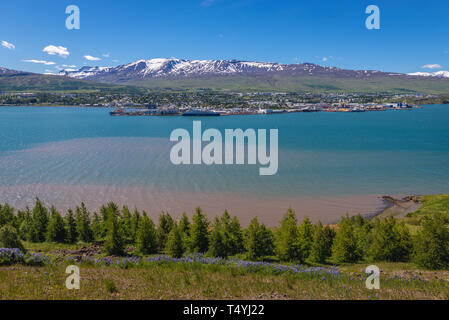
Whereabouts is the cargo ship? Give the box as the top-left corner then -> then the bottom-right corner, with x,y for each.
109,108 -> 180,116
182,109 -> 221,117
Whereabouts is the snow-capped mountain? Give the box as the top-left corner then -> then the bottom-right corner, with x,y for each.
59,59 -> 288,81
58,66 -> 113,79
408,70 -> 449,78
0,67 -> 21,75
58,58 -> 390,83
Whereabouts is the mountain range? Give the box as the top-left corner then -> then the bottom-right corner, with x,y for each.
2,59 -> 449,94
59,58 -> 449,81
56,58 -> 449,93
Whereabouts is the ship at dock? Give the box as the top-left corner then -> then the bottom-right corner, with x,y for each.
182,109 -> 221,117
109,106 -> 180,116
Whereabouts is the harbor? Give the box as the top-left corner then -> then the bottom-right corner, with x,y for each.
109,102 -> 420,117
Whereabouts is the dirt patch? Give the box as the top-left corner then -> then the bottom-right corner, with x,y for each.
374,195 -> 423,219
50,243 -> 104,257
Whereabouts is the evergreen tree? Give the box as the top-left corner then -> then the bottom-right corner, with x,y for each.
65,208 -> 78,244
189,207 -> 209,253
0,225 -> 25,252
135,212 -> 157,255
209,211 -> 244,258
208,217 -> 228,257
276,208 -> 302,262
228,215 -> 244,255
46,206 -> 66,243
309,221 -> 334,263
130,209 -> 141,243
351,214 -> 372,258
75,203 -> 93,243
156,212 -> 174,251
413,213 -> 449,269
331,216 -> 360,263
0,204 -> 16,228
18,207 -> 32,241
91,212 -> 103,241
121,205 -> 133,243
106,202 -> 120,215
30,198 -> 49,243
179,213 -> 191,236
166,223 -> 185,258
104,208 -> 125,256
15,209 -> 27,231
367,216 -> 412,262
322,224 -> 336,257
297,216 -> 314,261
245,217 -> 275,260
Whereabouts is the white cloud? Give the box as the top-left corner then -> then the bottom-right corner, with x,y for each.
84,55 -> 101,61
322,57 -> 328,62
62,64 -> 77,68
421,64 -> 442,69
112,59 -> 119,63
1,40 -> 15,50
23,59 -> 56,65
102,53 -> 110,58
43,45 -> 70,57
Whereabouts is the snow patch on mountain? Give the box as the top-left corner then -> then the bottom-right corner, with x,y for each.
59,58 -> 287,80
59,66 -> 112,79
408,70 -> 449,78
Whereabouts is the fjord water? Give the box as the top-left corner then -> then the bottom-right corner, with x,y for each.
0,105 -> 448,224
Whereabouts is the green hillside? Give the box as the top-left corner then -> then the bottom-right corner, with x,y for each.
127,74 -> 449,94
0,72 -> 143,94
2,69 -> 449,94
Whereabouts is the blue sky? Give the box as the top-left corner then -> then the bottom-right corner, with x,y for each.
1,0 -> 448,74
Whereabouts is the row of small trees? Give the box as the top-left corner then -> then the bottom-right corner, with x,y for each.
0,199 -> 448,269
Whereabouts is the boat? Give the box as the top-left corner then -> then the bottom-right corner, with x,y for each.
182,109 -> 221,117
109,108 -> 125,116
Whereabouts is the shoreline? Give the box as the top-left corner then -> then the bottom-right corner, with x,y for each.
371,195 -> 423,219
0,183 -> 405,226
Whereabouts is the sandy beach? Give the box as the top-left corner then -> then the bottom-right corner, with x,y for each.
0,183 -> 387,226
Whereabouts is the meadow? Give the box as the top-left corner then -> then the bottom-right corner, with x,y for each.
0,255 -> 448,300
0,194 -> 448,300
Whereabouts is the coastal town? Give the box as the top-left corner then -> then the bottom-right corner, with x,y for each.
109,101 -> 419,116
0,90 -> 425,116
105,91 -> 421,116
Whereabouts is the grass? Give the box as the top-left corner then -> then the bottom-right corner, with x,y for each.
0,261 -> 448,300
407,194 -> 449,218
396,194 -> 449,233
22,241 -> 87,253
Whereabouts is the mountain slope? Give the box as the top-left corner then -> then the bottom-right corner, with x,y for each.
0,68 -> 141,93
59,59 -> 449,94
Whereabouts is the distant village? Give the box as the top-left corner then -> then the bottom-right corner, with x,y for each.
0,91 -> 430,116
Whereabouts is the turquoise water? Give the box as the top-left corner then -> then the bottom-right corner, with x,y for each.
0,105 -> 448,214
